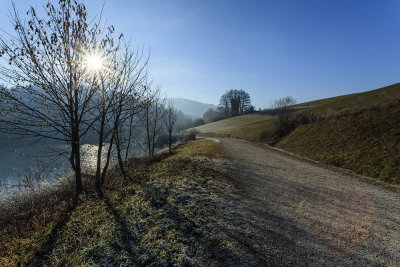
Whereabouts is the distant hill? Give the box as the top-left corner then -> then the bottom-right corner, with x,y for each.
168,98 -> 217,118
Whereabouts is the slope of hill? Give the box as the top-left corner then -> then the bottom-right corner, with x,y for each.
195,113 -> 272,135
197,83 -> 400,140
195,83 -> 400,184
277,102 -> 400,184
295,83 -> 400,114
169,98 -> 217,118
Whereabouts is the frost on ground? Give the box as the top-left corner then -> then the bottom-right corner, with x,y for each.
1,138 -> 399,266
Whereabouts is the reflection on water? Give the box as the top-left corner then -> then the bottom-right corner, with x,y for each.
80,144 -> 119,175
0,143 -> 127,185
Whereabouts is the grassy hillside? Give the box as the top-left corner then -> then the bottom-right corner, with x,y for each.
195,83 -> 400,184
0,140 -> 248,266
277,102 -> 400,184
295,83 -> 400,114
195,113 -> 272,135
195,83 -> 400,143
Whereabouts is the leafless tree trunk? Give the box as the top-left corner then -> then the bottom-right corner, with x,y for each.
0,0 -> 153,198
93,44 -> 149,194
165,102 -> 177,153
138,88 -> 166,157
0,1 -> 100,197
110,54 -> 149,186
272,96 -> 297,137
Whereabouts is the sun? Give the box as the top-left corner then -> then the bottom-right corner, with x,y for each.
84,52 -> 104,73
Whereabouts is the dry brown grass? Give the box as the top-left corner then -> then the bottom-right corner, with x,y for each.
0,179 -> 76,265
277,100 -> 400,184
196,83 -> 400,144
174,139 -> 223,158
194,83 -> 400,184
195,113 -> 272,134
0,139 -> 242,266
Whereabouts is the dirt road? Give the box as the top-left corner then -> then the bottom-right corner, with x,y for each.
212,138 -> 400,266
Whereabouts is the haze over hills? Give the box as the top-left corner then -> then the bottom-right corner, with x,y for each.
168,98 -> 217,119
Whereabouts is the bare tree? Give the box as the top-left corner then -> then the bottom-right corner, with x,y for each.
272,96 -> 297,137
139,88 -> 166,157
203,108 -> 223,123
218,89 -> 252,117
112,71 -> 149,186
0,0 -> 152,198
0,0 -> 104,197
121,90 -> 150,165
90,40 -> 149,196
218,94 -> 230,118
165,101 -> 177,153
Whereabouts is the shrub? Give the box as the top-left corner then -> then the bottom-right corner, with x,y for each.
272,111 -> 318,140
178,129 -> 197,142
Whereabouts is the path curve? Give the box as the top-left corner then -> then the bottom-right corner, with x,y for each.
215,137 -> 400,266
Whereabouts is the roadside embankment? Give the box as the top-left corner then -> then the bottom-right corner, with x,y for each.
277,101 -> 400,184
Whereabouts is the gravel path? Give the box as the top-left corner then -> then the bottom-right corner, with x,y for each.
215,137 -> 400,266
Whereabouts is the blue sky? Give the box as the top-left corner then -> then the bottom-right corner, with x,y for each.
1,0 -> 399,108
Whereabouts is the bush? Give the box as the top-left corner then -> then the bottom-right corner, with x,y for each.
157,132 -> 178,149
273,111 -> 318,139
292,111 -> 318,125
178,129 -> 197,142
193,118 -> 205,127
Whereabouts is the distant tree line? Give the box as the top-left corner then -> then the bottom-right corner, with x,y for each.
167,89 -> 254,132
173,91 -> 316,144
172,89 -> 255,131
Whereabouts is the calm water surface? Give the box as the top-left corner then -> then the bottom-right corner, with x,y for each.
0,142 -> 126,185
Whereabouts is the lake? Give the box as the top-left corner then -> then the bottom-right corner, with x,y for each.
0,141 -> 134,186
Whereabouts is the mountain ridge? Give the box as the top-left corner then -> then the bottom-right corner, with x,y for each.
168,98 -> 217,118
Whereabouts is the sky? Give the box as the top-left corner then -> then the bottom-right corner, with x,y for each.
0,0 -> 399,108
